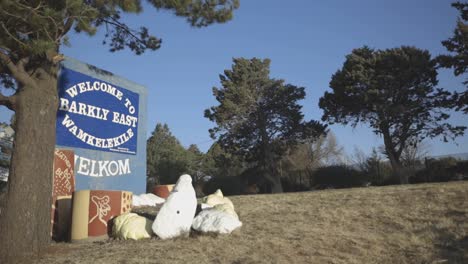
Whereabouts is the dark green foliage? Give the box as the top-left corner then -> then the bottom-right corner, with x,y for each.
186,144 -> 204,183
0,0 -> 239,94
361,149 -> 394,186
438,2 -> 468,80
319,46 -> 466,183
312,165 -> 368,189
148,0 -> 240,27
205,58 -> 326,192
146,124 -> 217,190
146,123 -> 189,186
437,1 -> 468,113
202,176 -> 244,196
280,173 -> 310,192
203,141 -> 247,178
411,157 -> 460,183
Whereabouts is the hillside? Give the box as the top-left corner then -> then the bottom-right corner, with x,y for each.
36,182 -> 468,264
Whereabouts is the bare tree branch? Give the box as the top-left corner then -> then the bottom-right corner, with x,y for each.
59,17 -> 75,39
0,52 -> 33,87
0,92 -> 16,111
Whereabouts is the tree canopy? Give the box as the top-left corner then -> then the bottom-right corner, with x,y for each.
319,46 -> 466,183
438,1 -> 468,113
146,123 -> 188,186
205,58 -> 326,192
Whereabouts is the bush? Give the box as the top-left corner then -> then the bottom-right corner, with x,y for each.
202,176 -> 244,196
411,157 -> 464,183
280,171 -> 310,192
312,165 -> 368,189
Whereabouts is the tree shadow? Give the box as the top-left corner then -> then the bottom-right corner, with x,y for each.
431,211 -> 468,263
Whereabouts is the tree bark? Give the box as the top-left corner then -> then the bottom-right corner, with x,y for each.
381,127 -> 408,184
269,175 -> 283,193
385,148 -> 408,184
0,69 -> 58,262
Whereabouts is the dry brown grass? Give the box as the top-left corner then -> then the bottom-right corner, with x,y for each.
36,182 -> 468,264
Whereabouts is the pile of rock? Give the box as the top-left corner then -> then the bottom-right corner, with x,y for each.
192,189 -> 242,234
112,174 -> 242,240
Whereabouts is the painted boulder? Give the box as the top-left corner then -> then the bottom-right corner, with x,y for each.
112,213 -> 153,240
71,190 -> 132,242
202,189 -> 235,211
152,175 -> 197,239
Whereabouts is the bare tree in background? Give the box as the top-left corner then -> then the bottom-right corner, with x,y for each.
281,132 -> 344,187
399,141 -> 431,169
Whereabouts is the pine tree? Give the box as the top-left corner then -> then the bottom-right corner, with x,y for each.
205,58 -> 326,192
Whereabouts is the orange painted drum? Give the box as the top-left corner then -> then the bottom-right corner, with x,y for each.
71,190 -> 132,242
153,184 -> 174,198
51,149 -> 75,242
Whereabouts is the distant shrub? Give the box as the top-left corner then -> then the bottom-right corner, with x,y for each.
281,176 -> 309,192
410,157 -> 459,183
202,176 -> 244,196
312,165 -> 368,189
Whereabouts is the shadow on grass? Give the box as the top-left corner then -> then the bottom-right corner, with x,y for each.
431,210 -> 468,264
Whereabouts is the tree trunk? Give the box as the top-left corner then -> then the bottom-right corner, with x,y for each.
381,127 -> 407,185
386,150 -> 408,184
0,72 -> 58,262
270,175 -> 283,193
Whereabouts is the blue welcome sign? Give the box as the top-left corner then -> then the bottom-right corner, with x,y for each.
56,57 -> 147,194
57,68 -> 139,155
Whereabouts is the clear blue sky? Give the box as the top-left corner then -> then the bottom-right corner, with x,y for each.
1,0 -> 467,156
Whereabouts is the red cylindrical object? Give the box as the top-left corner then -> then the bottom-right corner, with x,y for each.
153,184 -> 174,198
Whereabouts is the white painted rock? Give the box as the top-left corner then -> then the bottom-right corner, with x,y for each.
132,193 -> 165,207
112,213 -> 153,240
202,189 -> 235,210
152,174 -> 197,239
192,208 -> 242,234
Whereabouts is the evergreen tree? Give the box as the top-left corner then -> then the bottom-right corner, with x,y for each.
185,144 -> 202,182
319,46 -> 466,183
204,141 -> 247,178
147,123 -> 189,186
438,1 -> 468,113
205,58 -> 326,193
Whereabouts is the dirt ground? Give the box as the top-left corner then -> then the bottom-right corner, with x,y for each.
34,181 -> 468,264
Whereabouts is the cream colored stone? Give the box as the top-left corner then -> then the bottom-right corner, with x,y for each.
202,189 -> 235,210
213,203 -> 238,219
112,213 -> 153,240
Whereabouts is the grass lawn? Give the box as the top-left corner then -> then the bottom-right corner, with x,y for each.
36,181 -> 468,264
